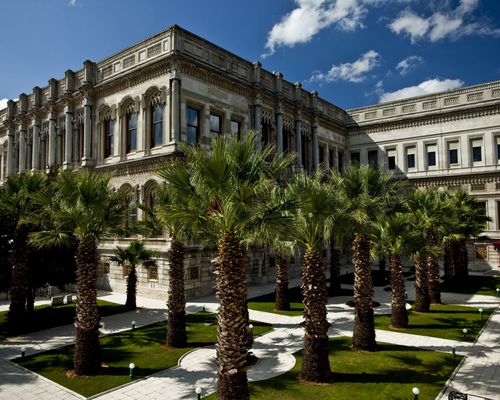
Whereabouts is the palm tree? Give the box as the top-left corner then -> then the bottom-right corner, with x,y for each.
285,171 -> 346,382
405,188 -> 442,312
370,213 -> 409,329
337,165 -> 401,351
445,190 -> 491,283
111,240 -> 156,310
30,170 -> 128,375
159,133 -> 293,400
0,172 -> 46,333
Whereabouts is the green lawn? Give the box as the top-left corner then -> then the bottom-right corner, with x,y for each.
375,303 -> 494,342
0,299 -> 128,340
205,337 -> 461,400
441,275 -> 500,297
15,312 -> 272,397
248,286 -> 353,317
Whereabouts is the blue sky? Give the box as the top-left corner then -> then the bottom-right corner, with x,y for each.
0,0 -> 499,110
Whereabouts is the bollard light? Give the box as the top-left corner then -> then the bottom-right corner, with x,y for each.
451,347 -> 456,357
99,321 -> 105,329
202,305 -> 206,313
412,386 -> 420,400
129,362 -> 135,379
496,288 -> 499,297
479,308 -> 483,320
195,386 -> 202,400
462,328 -> 468,339
131,320 -> 136,330
21,346 -> 26,358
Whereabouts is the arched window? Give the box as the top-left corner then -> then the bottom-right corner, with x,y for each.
151,103 -> 163,148
104,119 -> 114,158
126,113 -> 137,153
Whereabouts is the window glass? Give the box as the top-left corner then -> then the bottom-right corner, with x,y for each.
104,119 -> 114,158
210,114 -> 221,135
127,113 -> 137,153
368,150 -> 378,167
427,151 -> 436,166
449,149 -> 458,164
472,146 -> 482,162
388,156 -> 396,170
350,152 -> 360,165
152,104 -> 163,147
319,145 -> 325,164
187,107 -> 199,145
407,154 -> 415,169
230,120 -> 240,136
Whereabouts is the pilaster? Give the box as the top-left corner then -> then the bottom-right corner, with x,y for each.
170,70 -> 181,143
295,111 -> 302,167
276,102 -> 283,154
311,117 -> 319,169
31,117 -> 41,171
48,109 -> 57,168
82,96 -> 94,167
63,105 -> 74,170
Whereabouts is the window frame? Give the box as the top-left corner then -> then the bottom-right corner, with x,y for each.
151,103 -> 164,148
104,119 -> 114,158
126,112 -> 137,153
186,106 -> 200,145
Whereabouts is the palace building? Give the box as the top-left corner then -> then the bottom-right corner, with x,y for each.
1,25 -> 499,299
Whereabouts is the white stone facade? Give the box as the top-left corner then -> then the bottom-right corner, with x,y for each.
0,25 -> 498,299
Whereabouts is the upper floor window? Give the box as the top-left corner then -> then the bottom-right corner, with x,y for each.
230,120 -> 241,138
496,136 -> 500,162
126,113 -> 137,153
368,150 -> 378,167
448,141 -> 459,166
151,104 -> 163,148
350,151 -> 360,165
187,107 -> 200,145
426,144 -> 437,168
387,149 -> 396,170
210,114 -> 222,136
471,139 -> 482,163
406,146 -> 416,170
104,119 -> 114,158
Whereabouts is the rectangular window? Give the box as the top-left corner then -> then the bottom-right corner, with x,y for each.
319,145 -> 325,164
426,143 -> 437,168
338,151 -> 344,171
104,119 -> 113,158
210,113 -> 221,136
448,141 -> 459,165
471,139 -> 482,163
151,104 -> 163,148
230,120 -> 240,138
386,149 -> 396,170
406,146 -> 416,169
368,149 -> 378,167
187,107 -> 200,145
329,149 -> 334,168
147,266 -> 158,281
496,137 -> 500,162
350,151 -> 360,165
126,113 -> 137,153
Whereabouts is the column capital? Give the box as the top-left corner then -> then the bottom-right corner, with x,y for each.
276,102 -> 284,115
295,110 -> 302,122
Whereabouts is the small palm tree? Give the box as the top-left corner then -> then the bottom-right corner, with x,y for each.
370,213 -> 410,329
111,240 -> 156,310
337,165 -> 401,351
159,133 -> 293,400
0,172 -> 46,333
30,170 -> 128,375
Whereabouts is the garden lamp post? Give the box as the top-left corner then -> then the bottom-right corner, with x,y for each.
462,328 -> 468,340
479,308 -> 483,320
451,347 -> 456,357
496,288 -> 499,297
412,387 -> 419,400
132,320 -> 136,330
129,363 -> 135,379
195,386 -> 202,400
21,346 -> 26,358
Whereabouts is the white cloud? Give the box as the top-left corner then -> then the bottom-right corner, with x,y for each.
0,98 -> 8,110
388,0 -> 500,42
396,55 -> 422,75
310,50 -> 380,83
68,0 -> 77,7
378,78 -> 464,103
264,0 -> 367,56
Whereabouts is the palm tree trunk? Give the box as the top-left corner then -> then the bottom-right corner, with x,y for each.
125,265 -> 137,310
328,237 -> 342,296
74,237 -> 101,375
389,255 -> 408,329
454,238 -> 469,282
275,254 -> 290,311
414,256 -> 430,312
9,225 -> 29,334
167,239 -> 187,348
26,287 -> 35,316
351,233 -> 376,351
300,246 -> 331,382
216,232 -> 249,400
427,231 -> 441,304
443,240 -> 454,284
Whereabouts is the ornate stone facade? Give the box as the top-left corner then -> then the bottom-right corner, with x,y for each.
0,25 -> 498,298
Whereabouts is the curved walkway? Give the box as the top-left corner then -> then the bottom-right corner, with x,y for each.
0,279 -> 498,400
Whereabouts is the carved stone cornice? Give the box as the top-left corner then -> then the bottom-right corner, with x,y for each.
409,171 -> 500,188
348,104 -> 500,135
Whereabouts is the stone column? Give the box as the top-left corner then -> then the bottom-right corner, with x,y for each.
312,118 -> 319,169
26,130 -> 32,171
40,133 -> 46,169
48,110 -> 57,168
253,95 -> 262,148
276,103 -> 283,154
18,125 -> 27,173
82,97 -> 93,166
31,118 -> 41,171
325,143 -> 330,169
6,125 -> 15,176
63,106 -> 73,170
171,73 -> 180,143
295,112 -> 302,167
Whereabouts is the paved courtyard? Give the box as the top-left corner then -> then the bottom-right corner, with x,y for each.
0,277 -> 498,400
